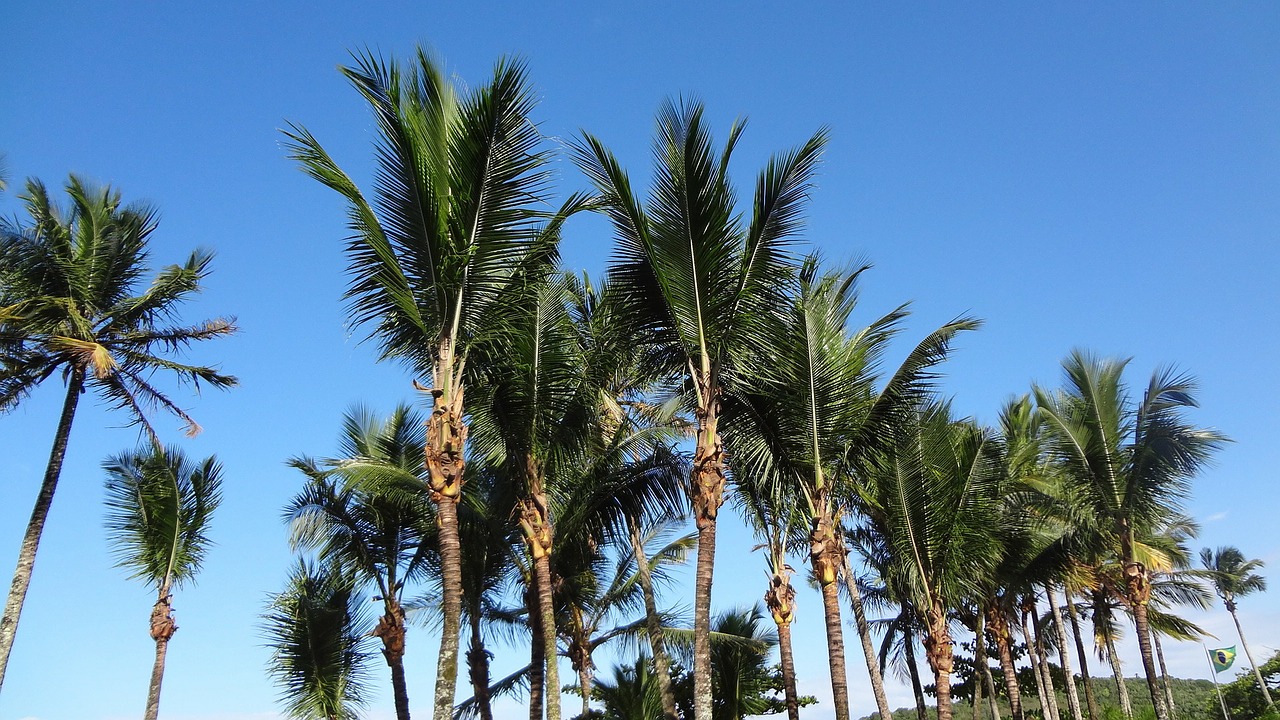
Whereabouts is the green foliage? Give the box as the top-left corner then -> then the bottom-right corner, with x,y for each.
1215,651 -> 1280,720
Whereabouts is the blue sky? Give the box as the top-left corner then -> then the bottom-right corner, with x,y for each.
2,2 -> 1278,719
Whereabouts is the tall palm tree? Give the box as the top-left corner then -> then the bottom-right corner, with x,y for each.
1201,545 -> 1275,710
285,49 -> 555,719
286,405 -> 435,720
574,99 -> 825,720
0,176 -> 237,688
1035,351 -> 1227,720
264,561 -> 373,720
103,445 -> 222,720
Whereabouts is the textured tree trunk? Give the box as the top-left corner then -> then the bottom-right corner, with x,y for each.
1046,585 -> 1084,720
689,401 -> 725,720
976,610 -> 1003,720
1150,625 -> 1174,720
840,552 -> 895,720
776,620 -> 801,720
373,600 -> 412,720
426,382 -> 468,720
812,513 -> 851,720
631,516 -> 679,720
1027,600 -> 1061,720
1066,594 -> 1101,720
903,622 -> 929,720
0,370 -> 82,690
1119,529 -> 1168,720
1131,599 -> 1168,720
1103,627 -> 1133,719
145,591 -> 177,720
1021,607 -> 1052,720
528,579 -> 545,720
925,599 -> 956,720
1229,602 -> 1276,709
577,659 -> 593,719
520,473 -> 561,720
466,609 -> 493,720
975,657 -> 988,720
989,603 -> 1026,720
534,553 -> 561,720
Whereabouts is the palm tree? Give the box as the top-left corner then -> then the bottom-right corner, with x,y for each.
285,49 -> 556,719
574,99 -> 825,720
286,405 -> 435,720
264,561 -> 374,720
0,176 -> 237,688
1035,351 -> 1227,720
103,445 -> 222,720
1201,545 -> 1275,710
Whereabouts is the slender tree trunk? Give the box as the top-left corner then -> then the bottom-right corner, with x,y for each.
1104,628 -> 1133,719
1229,603 -> 1276,709
776,621 -> 802,720
903,622 -> 929,720
976,656 -> 988,720
689,401 -> 725,720
577,658 -> 593,719
534,553 -> 561,720
0,370 -> 83,690
989,603 -> 1026,720
466,609 -> 493,720
840,552 -> 895,720
145,590 -> 177,720
374,600 -> 412,720
976,610 -> 1003,720
520,475 -> 561,720
1120,555 -> 1168,720
528,579 -> 545,720
1021,605 -> 1052,720
1027,600 -> 1061,720
1046,585 -> 1084,720
813,513 -> 851,720
1150,626 -> 1174,720
426,386 -> 468,720
1066,594 -> 1101,720
925,599 -> 957,720
631,515 -> 679,720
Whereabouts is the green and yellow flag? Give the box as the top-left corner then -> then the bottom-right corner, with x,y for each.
1211,646 -> 1237,673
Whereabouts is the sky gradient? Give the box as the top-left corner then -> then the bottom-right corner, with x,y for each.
2,2 -> 1278,719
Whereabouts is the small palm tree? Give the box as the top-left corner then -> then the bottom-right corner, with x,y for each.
264,560 -> 374,720
0,176 -> 236,688
103,444 -> 222,720
1201,545 -> 1275,709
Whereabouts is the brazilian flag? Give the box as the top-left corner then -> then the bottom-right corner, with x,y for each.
1211,646 -> 1237,673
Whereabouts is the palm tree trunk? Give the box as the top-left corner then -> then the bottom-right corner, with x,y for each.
976,610 -> 1003,720
976,657 -> 988,720
689,416 -> 725,720
466,609 -> 493,720
1021,605 -> 1054,720
1103,628 -> 1133,719
989,604 -> 1026,720
432,494 -> 465,720
776,620 -> 802,720
818,578 -> 852,720
374,600 -> 412,720
145,591 -> 176,720
1046,585 -> 1085,720
925,599 -> 957,720
1150,625 -> 1174,719
577,660 -> 593,719
528,580 -> 545,720
426,382 -> 467,720
903,622 -> 929,720
1027,600 -> 1061,720
534,552 -> 562,720
1131,600 -> 1168,720
0,369 -> 83,690
1120,545 -> 1168,720
840,552 -> 896,720
1066,594 -> 1101,720
630,516 -> 678,720
1229,603 -> 1276,709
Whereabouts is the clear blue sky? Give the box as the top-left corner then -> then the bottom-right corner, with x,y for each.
2,3 -> 1278,719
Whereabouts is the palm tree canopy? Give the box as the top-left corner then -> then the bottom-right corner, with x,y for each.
103,445 -> 222,591
0,175 -> 237,432
1200,546 -> 1267,604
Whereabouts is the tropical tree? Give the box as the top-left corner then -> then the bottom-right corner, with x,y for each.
103,444 -> 222,720
574,98 -> 825,720
286,405 -> 435,720
1201,545 -> 1275,710
0,175 -> 237,688
1035,351 -> 1227,720
285,49 -> 556,719
264,561 -> 373,720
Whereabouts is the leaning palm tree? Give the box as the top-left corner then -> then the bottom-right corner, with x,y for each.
285,49 -> 557,719
287,404 -> 435,720
264,561 -> 374,720
575,99 -> 824,720
0,176 -> 237,688
103,445 -> 222,720
1201,545 -> 1275,710
1035,351 -> 1227,720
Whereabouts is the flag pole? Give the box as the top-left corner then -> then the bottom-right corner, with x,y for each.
1205,644 -> 1232,720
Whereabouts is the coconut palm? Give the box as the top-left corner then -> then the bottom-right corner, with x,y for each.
285,48 -> 560,719
1201,545 -> 1275,710
1035,351 -> 1227,720
103,445 -> 222,720
574,98 -> 825,720
0,176 -> 236,688
264,560 -> 374,720
286,405 -> 435,720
